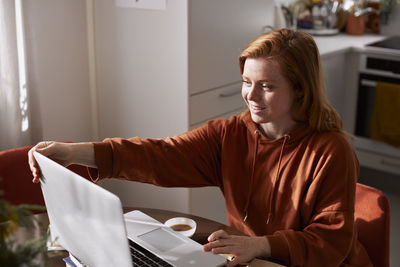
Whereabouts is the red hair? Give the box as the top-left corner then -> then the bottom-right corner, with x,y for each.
239,29 -> 342,132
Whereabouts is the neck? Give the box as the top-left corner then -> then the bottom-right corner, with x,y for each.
259,121 -> 299,140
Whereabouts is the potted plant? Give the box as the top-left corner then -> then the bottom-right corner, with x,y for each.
0,186 -> 47,267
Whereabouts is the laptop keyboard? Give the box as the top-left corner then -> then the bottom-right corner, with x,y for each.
128,239 -> 173,267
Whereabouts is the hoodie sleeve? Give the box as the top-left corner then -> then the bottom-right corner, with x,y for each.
91,120 -> 225,188
266,133 -> 363,266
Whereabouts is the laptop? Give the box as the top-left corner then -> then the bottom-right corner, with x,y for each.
34,152 -> 226,267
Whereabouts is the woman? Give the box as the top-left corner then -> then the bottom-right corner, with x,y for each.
29,29 -> 371,266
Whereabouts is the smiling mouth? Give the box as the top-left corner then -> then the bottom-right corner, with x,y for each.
250,105 -> 265,111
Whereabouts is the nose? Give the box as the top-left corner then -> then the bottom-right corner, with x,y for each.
247,84 -> 260,101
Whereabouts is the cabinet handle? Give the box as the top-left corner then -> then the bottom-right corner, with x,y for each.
381,159 -> 400,169
219,90 -> 241,98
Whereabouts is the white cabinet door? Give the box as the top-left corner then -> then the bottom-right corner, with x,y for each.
189,82 -> 246,126
322,53 -> 346,118
189,0 -> 274,94
322,51 -> 360,134
190,187 -> 228,224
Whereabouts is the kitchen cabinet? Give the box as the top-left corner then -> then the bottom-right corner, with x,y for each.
351,48 -> 400,176
314,35 -> 384,134
321,52 -> 347,119
317,35 -> 400,176
94,0 -> 274,223
189,82 -> 246,129
321,49 -> 361,133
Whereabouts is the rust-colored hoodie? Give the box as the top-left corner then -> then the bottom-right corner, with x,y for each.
92,113 -> 371,266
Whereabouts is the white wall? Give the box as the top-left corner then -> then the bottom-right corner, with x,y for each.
93,0 -> 190,213
94,0 -> 189,140
24,0 -> 94,143
24,0 -> 191,213
381,2 -> 400,35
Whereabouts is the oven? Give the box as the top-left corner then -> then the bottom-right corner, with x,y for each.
353,37 -> 400,175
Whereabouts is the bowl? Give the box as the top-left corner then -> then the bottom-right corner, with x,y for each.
164,217 -> 197,238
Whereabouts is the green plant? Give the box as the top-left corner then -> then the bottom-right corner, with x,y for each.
380,0 -> 397,13
0,184 -> 47,267
380,0 -> 398,24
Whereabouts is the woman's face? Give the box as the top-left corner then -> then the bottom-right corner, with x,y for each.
241,57 -> 296,131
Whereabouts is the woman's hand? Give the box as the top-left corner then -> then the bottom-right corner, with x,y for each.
203,230 -> 271,267
28,141 -> 95,183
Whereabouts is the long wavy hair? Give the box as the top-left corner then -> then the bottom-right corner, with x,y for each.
239,29 -> 342,132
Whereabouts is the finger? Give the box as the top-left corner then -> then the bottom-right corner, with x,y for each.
31,163 -> 41,183
226,258 -> 237,267
36,141 -> 56,156
207,229 -> 229,242
203,230 -> 228,251
203,237 -> 236,253
32,175 -> 40,183
210,245 -> 234,255
28,147 -> 41,183
226,256 -> 245,267
28,141 -> 53,182
203,238 -> 225,252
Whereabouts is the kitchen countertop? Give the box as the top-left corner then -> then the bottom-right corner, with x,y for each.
313,33 -> 387,57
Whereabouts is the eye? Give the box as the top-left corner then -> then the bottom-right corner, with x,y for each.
242,80 -> 251,87
261,82 -> 272,90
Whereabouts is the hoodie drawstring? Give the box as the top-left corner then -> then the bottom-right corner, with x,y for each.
266,134 -> 290,224
243,129 -> 260,222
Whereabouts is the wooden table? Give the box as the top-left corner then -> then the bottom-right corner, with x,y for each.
14,207 -> 284,266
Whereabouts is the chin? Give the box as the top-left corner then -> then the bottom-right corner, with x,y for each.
250,113 -> 268,124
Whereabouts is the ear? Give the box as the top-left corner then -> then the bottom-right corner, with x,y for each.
293,86 -> 304,104
291,86 -> 307,121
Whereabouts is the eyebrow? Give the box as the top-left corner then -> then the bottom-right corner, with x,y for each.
242,76 -> 273,84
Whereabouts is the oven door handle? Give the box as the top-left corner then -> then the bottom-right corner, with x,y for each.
361,79 -> 377,87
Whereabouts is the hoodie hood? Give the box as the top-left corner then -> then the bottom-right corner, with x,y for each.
240,111 -> 312,224
241,110 -> 311,145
